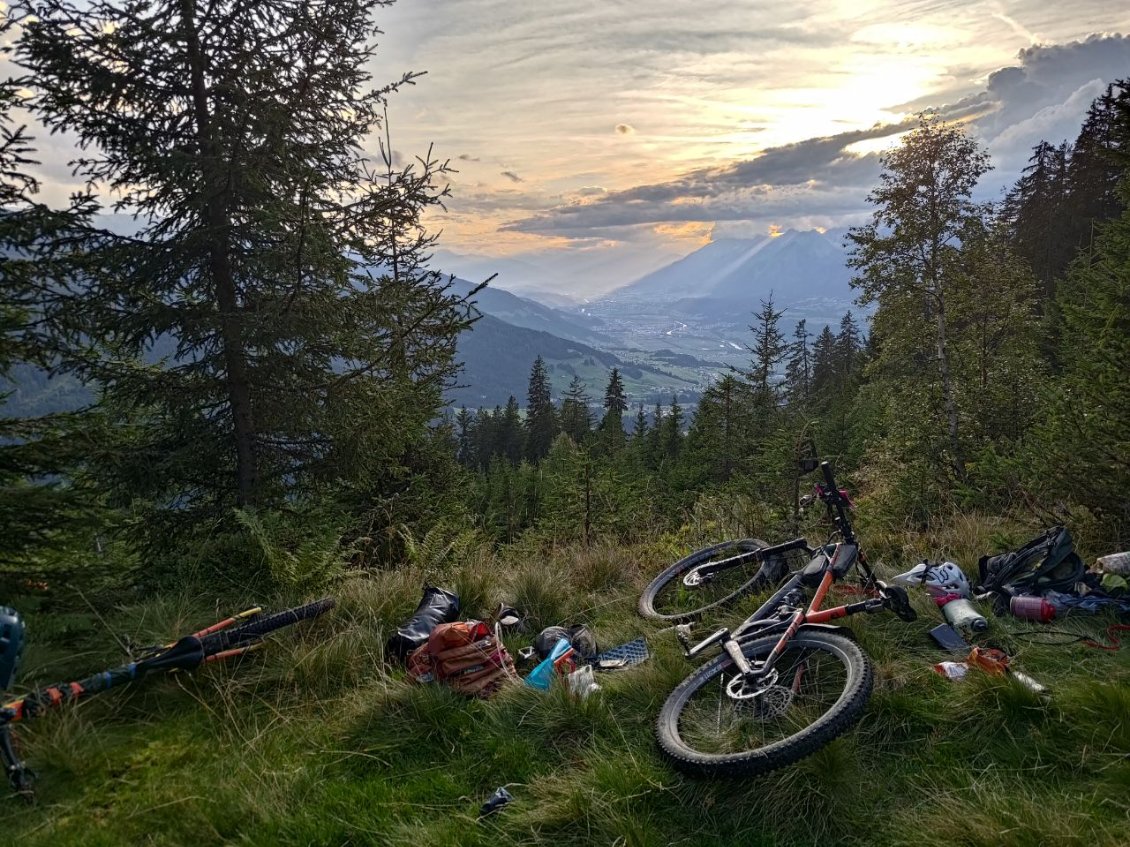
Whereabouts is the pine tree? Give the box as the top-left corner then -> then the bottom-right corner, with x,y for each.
847,113 -> 991,479
1004,140 -> 1073,299
499,396 -> 525,465
835,312 -> 862,383
784,319 -> 811,406
664,394 -> 684,458
13,0 -> 475,538
455,407 -> 475,467
684,374 -> 750,483
633,403 -> 648,439
1065,80 -> 1130,256
744,295 -> 787,407
560,375 -> 592,444
597,367 -> 628,452
525,356 -> 558,462
810,325 -> 838,397
646,400 -> 663,466
0,41 -> 100,567
1026,182 -> 1130,536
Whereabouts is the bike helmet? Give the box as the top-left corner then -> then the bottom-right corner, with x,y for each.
534,625 -> 598,661
893,561 -> 972,600
1,607 -> 25,691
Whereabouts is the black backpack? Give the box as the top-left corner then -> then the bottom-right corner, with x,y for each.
977,525 -> 1085,597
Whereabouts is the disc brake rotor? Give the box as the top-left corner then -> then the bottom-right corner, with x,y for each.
725,667 -> 779,700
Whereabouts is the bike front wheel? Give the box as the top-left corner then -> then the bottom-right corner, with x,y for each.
639,539 -> 775,621
656,629 -> 873,777
200,598 -> 335,654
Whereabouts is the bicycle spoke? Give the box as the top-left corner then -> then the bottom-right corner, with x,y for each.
677,645 -> 849,756
648,544 -> 758,617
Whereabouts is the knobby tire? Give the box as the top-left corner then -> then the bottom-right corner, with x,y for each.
656,629 -> 873,777
639,539 -> 771,621
200,597 -> 335,655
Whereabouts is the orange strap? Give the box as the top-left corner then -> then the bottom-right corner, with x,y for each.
1084,624 -> 1130,651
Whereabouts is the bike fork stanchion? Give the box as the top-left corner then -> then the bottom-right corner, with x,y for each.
722,638 -> 755,676
1,725 -> 32,799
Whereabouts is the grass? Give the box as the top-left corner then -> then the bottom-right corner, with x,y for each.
3,516 -> 1129,846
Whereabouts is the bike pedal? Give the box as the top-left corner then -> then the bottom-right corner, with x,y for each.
675,624 -> 694,655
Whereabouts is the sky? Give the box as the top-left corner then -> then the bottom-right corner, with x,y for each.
5,0 -> 1130,297
361,0 -> 1130,295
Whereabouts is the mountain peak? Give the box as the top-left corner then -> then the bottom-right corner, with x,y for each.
606,228 -> 852,309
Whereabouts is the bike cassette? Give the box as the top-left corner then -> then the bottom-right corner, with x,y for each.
726,670 -> 795,718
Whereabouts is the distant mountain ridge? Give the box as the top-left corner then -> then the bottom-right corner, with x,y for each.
445,277 -> 614,347
607,229 -> 855,319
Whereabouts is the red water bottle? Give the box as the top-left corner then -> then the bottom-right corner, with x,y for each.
1010,595 -> 1056,622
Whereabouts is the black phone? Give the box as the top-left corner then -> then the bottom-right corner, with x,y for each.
930,623 -> 970,652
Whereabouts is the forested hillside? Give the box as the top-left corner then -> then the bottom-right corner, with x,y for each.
1,1 -> 1129,844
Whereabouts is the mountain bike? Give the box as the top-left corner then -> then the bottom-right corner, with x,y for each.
644,461 -> 917,777
1,597 -> 335,799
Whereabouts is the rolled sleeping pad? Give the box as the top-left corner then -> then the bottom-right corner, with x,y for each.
387,586 -> 460,663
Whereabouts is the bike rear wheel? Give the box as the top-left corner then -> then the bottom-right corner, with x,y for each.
201,598 -> 335,654
639,539 -> 776,621
656,630 -> 873,777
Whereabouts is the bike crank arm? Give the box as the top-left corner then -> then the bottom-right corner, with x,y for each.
676,625 -> 730,658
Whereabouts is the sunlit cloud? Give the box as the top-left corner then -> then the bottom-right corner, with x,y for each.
10,0 -> 1130,290
652,221 -> 713,247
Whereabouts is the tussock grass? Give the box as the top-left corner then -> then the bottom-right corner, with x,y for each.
3,512 -> 1129,845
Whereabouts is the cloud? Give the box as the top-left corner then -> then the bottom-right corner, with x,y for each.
502,121 -> 909,236
502,33 -> 1130,240
458,153 -> 481,162
500,170 -> 524,183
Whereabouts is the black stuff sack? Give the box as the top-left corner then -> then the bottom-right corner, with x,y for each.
387,586 -> 460,663
977,526 -> 1085,599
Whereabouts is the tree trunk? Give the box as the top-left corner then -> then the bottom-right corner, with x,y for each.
933,295 -> 963,479
180,0 -> 258,506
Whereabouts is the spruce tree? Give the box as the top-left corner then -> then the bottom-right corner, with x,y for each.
0,41 -> 100,567
12,0 -> 475,538
597,367 -> 628,452
455,407 -> 475,467
1027,182 -> 1130,536
1004,140 -> 1073,298
664,394 -> 684,458
835,312 -> 862,383
560,375 -> 592,444
524,356 -> 558,462
1065,80 -> 1130,255
810,325 -> 838,398
744,295 -> 787,407
499,396 -> 525,466
784,319 -> 811,406
633,403 -> 648,439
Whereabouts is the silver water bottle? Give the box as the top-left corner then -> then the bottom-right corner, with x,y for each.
941,597 -> 988,632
